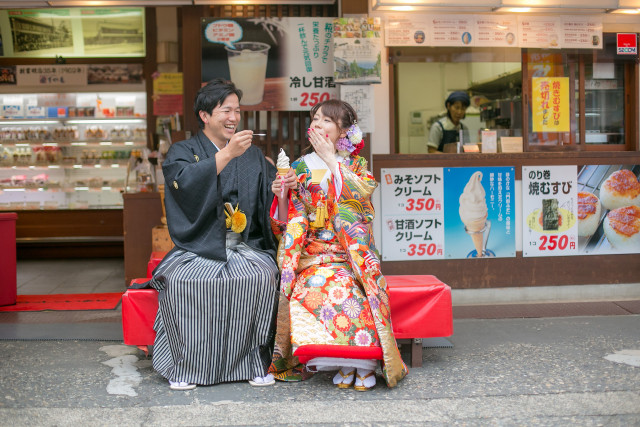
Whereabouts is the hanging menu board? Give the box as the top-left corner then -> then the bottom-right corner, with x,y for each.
384,14 -> 602,50
384,15 -> 430,47
474,15 -> 518,47
560,16 -> 603,49
431,15 -> 475,47
517,16 -> 562,49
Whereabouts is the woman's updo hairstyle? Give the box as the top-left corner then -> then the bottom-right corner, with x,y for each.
310,99 -> 358,131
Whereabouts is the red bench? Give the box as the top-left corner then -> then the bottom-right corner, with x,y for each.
122,254 -> 453,367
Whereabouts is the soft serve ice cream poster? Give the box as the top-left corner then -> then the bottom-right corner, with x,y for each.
443,167 -> 516,259
522,165 -> 578,257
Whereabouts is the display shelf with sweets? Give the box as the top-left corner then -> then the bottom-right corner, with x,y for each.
0,91 -> 147,212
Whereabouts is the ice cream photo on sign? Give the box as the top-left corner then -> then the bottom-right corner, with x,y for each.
276,148 -> 290,197
459,171 -> 494,258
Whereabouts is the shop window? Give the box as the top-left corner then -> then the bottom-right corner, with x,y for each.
523,33 -> 638,151
392,33 -> 638,154
583,62 -> 625,145
392,46 -> 522,154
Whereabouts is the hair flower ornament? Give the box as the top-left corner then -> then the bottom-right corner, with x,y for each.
336,122 -> 364,157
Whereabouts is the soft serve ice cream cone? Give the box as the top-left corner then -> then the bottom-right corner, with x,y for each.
276,148 -> 290,176
459,171 -> 489,257
276,148 -> 290,197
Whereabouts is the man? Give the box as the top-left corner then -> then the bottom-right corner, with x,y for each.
147,78 -> 279,390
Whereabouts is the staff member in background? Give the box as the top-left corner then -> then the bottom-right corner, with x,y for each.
427,91 -> 470,153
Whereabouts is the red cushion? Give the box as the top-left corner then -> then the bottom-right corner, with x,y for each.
146,251 -> 168,278
386,275 -> 453,339
121,286 -> 158,346
294,344 -> 384,363
121,274 -> 453,347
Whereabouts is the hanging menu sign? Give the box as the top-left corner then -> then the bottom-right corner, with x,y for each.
431,14 -> 475,47
474,15 -> 518,47
384,15 -> 430,46
561,16 -> 602,49
385,13 -> 601,49
518,16 -> 561,49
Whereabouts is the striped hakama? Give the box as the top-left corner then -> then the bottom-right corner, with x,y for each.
149,232 -> 279,385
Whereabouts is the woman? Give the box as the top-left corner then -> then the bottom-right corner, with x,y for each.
427,91 -> 470,153
269,99 -> 408,391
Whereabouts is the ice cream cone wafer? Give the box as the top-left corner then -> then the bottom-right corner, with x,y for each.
470,233 -> 484,256
464,217 -> 487,256
277,167 -> 289,176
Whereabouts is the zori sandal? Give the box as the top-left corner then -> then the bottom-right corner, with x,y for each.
353,370 -> 376,392
249,373 -> 275,387
333,368 -> 356,389
169,380 -> 196,391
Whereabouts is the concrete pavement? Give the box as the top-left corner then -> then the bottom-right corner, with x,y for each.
1,314 -> 639,426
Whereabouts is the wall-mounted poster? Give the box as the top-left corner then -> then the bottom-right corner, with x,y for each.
0,66 -> 16,85
333,17 -> 382,84
444,167 -> 516,259
0,8 -> 145,58
531,77 -> 569,133
340,85 -> 374,133
79,8 -> 145,56
523,164 -> 640,256
379,166 -> 516,261
6,9 -> 74,56
153,72 -> 183,116
577,164 -> 640,255
523,165 -> 578,257
379,167 -> 446,261
202,17 -> 337,111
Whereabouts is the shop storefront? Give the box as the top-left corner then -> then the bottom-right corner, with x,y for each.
370,6 -> 640,290
0,1 -> 638,293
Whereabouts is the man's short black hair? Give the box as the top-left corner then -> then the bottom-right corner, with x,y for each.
194,78 -> 243,129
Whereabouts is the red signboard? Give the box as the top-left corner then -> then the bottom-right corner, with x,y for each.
617,33 -> 637,55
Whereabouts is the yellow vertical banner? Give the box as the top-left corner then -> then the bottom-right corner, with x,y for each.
532,77 -> 569,133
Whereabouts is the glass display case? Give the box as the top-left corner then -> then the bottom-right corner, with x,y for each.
0,91 -> 147,210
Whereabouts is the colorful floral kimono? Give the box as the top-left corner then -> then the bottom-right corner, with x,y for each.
269,152 -> 408,387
